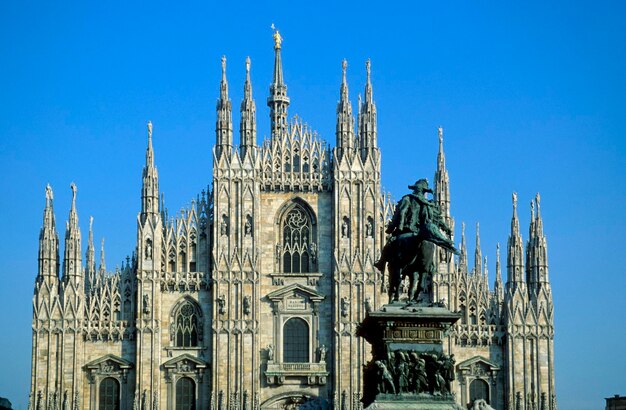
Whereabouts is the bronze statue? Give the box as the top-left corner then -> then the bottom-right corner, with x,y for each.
375,179 -> 458,303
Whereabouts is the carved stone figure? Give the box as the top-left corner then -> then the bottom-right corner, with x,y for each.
374,360 -> 396,394
145,239 -> 152,260
143,294 -> 150,315
244,214 -> 253,236
310,242 -> 317,264
267,344 -> 274,361
341,217 -> 349,238
472,399 -> 495,410
341,297 -> 349,317
318,344 -> 327,362
217,295 -> 226,315
366,216 -> 373,237
364,297 -> 373,313
220,214 -> 229,236
243,295 -> 251,315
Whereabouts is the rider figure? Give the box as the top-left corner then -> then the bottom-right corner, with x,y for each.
374,179 -> 458,272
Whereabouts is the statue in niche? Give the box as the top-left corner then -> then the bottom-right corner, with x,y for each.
366,216 -> 374,237
243,295 -> 251,315
217,295 -> 226,315
267,344 -> 274,361
374,179 -> 458,303
244,214 -> 253,236
275,244 -> 282,263
364,297 -> 373,314
341,297 -> 349,317
310,242 -> 317,264
341,217 -> 349,238
145,239 -> 152,260
318,344 -> 327,362
143,294 -> 150,315
220,214 -> 229,236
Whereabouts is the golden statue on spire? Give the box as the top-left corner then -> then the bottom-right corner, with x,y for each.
271,23 -> 282,49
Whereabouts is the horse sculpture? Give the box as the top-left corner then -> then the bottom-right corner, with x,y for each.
385,232 -> 436,304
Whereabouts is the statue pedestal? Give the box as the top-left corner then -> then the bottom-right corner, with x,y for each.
358,303 -> 464,410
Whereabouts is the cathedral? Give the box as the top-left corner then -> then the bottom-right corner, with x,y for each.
29,33 -> 556,410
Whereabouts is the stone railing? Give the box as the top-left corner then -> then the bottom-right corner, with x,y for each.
265,361 -> 328,385
160,271 -> 210,292
83,320 -> 132,342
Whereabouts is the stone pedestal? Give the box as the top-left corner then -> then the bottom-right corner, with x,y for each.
358,303 -> 464,409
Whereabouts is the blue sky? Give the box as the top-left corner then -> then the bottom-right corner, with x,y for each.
1,1 -> 625,409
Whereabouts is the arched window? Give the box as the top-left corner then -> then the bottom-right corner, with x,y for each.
283,318 -> 309,363
281,206 -> 314,273
470,379 -> 490,404
174,301 -> 199,347
99,377 -> 120,410
176,377 -> 195,410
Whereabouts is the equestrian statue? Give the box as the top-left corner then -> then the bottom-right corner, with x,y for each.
374,179 -> 458,303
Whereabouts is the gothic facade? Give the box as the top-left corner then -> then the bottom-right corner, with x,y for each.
29,37 -> 555,410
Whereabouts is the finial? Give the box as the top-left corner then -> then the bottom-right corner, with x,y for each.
147,121 -> 152,139
512,192 -> 518,211
221,55 -> 227,77
462,221 -> 466,236
438,126 -> 443,143
89,216 -> 93,231
530,199 -> 535,219
271,24 -> 282,49
366,59 -> 371,80
70,182 -> 77,209
246,56 -> 251,75
496,243 -> 500,256
45,184 -> 54,204
535,192 -> 541,216
342,59 -> 347,79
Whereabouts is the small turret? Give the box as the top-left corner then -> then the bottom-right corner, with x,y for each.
267,29 -> 290,138
216,56 -> 233,159
38,184 -> 60,281
358,59 -> 377,160
239,57 -> 256,158
336,59 -> 354,158
62,183 -> 82,285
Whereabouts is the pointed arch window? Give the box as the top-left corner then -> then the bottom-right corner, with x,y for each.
173,300 -> 201,347
281,206 -> 314,273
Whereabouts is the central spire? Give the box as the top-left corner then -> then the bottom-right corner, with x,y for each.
267,27 -> 290,139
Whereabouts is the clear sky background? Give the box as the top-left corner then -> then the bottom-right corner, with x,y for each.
1,1 -> 625,409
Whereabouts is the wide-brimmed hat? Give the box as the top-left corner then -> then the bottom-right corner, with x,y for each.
408,179 -> 429,190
